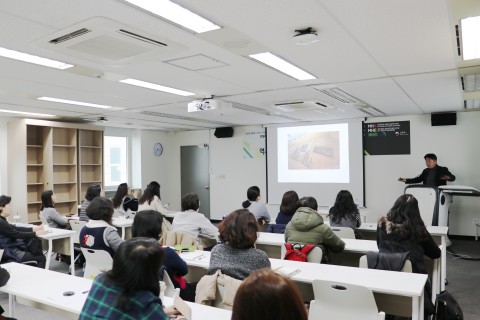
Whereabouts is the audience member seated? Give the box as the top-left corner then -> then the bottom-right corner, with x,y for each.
0,195 -> 47,268
172,193 -> 218,248
285,196 -> 345,262
328,190 -> 361,235
112,183 -> 139,216
377,194 -> 441,317
242,186 -> 271,223
275,190 -> 299,225
138,181 -> 168,214
79,238 -> 175,320
79,184 -> 102,222
40,190 -> 69,229
232,268 -> 308,320
132,210 -> 195,302
79,197 -> 124,257
208,209 -> 271,280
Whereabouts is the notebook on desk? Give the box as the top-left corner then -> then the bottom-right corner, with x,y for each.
273,265 -> 300,277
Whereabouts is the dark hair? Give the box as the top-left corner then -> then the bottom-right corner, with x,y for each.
219,209 -> 258,249
139,181 -> 161,205
86,197 -> 114,224
41,190 -> 54,210
424,153 -> 437,161
181,193 -> 200,211
232,268 -> 308,320
112,183 -> 129,208
106,238 -> 164,312
0,195 -> 12,214
85,184 -> 102,201
328,190 -> 359,224
297,196 -> 318,211
242,186 -> 260,208
385,194 -> 429,241
132,210 -> 163,240
279,191 -> 299,216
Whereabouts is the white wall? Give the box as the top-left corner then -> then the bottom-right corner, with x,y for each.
364,112 -> 480,236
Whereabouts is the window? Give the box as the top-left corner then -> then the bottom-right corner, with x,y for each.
104,136 -> 128,188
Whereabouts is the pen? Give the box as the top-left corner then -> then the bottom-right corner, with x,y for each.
82,290 -> 89,294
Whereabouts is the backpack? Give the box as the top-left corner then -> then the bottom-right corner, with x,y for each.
433,290 -> 463,320
284,243 -> 316,262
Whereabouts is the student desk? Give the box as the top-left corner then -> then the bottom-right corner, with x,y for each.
179,251 -> 427,320
38,228 -> 76,275
255,232 -> 440,304
0,262 -> 232,320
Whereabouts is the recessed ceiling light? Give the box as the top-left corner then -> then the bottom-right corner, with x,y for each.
119,78 -> 195,96
0,47 -> 73,70
249,52 -> 316,81
124,0 -> 220,33
0,109 -> 56,117
461,16 -> 480,60
38,97 -> 113,109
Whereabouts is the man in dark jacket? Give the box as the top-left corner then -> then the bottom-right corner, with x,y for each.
398,153 -> 455,187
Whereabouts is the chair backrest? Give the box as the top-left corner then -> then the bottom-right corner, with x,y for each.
70,220 -> 87,244
0,249 -> 4,261
160,230 -> 202,249
39,214 -> 49,226
162,270 -> 177,298
359,255 -> 413,273
81,248 -> 113,279
331,226 -> 356,239
309,279 -> 385,320
281,243 -> 323,263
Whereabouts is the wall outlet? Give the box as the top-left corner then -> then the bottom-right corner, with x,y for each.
474,218 -> 479,225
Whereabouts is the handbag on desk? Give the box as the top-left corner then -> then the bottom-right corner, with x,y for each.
433,290 -> 463,320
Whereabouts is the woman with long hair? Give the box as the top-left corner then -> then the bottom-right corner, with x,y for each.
328,190 -> 361,230
377,194 -> 441,316
112,183 -> 139,215
138,181 -> 168,214
276,190 -> 299,225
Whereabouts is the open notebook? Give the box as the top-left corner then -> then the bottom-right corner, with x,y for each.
273,265 -> 300,277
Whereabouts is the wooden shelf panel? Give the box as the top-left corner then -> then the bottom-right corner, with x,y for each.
55,201 -> 77,215
54,183 -> 77,203
80,148 -> 102,164
27,185 -> 42,203
79,130 -> 102,148
52,127 -> 76,146
27,146 -> 44,165
26,125 -> 48,146
27,166 -> 44,184
53,165 -> 77,182
53,146 -> 77,163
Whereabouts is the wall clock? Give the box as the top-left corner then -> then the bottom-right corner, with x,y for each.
153,142 -> 163,156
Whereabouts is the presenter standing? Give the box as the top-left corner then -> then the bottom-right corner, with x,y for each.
398,153 -> 455,187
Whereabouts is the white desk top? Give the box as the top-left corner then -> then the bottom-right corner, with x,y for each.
38,227 -> 76,240
357,223 -> 448,236
179,251 -> 427,298
111,217 -> 133,227
0,262 -> 231,320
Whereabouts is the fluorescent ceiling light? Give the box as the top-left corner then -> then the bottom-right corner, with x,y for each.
38,97 -> 113,109
0,47 -> 73,70
461,16 -> 480,60
119,78 -> 195,96
249,52 -> 316,80
124,0 -> 220,33
0,109 -> 56,117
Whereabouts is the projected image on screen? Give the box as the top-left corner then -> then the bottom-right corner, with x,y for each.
288,131 -> 339,170
278,123 -> 349,183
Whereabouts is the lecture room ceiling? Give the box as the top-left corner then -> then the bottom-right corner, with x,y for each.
0,0 -> 478,130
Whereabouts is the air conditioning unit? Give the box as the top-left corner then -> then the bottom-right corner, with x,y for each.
188,99 -> 232,113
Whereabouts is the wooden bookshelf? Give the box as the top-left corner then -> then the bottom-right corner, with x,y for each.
78,129 -> 103,202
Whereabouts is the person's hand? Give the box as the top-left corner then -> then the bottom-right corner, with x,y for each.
35,229 -> 48,236
32,225 -> 44,232
164,305 -> 181,317
440,175 -> 450,180
398,177 -> 406,183
132,189 -> 140,198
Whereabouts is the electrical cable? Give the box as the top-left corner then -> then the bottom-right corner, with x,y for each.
447,247 -> 480,261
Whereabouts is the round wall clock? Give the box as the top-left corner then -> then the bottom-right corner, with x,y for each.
153,142 -> 163,156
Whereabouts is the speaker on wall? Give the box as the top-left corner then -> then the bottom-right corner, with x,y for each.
214,127 -> 234,138
431,112 -> 456,126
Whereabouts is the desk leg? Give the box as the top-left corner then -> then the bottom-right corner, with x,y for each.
70,235 -> 75,276
431,259 -> 440,303
8,294 -> 15,317
411,290 -> 424,320
45,239 -> 53,269
121,227 -> 125,240
441,235 -> 446,291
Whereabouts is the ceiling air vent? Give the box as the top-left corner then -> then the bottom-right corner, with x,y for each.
49,28 -> 92,44
117,29 -> 167,47
273,101 -> 329,112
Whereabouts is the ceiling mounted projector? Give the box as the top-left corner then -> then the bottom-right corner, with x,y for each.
188,99 -> 232,114
293,27 -> 319,45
